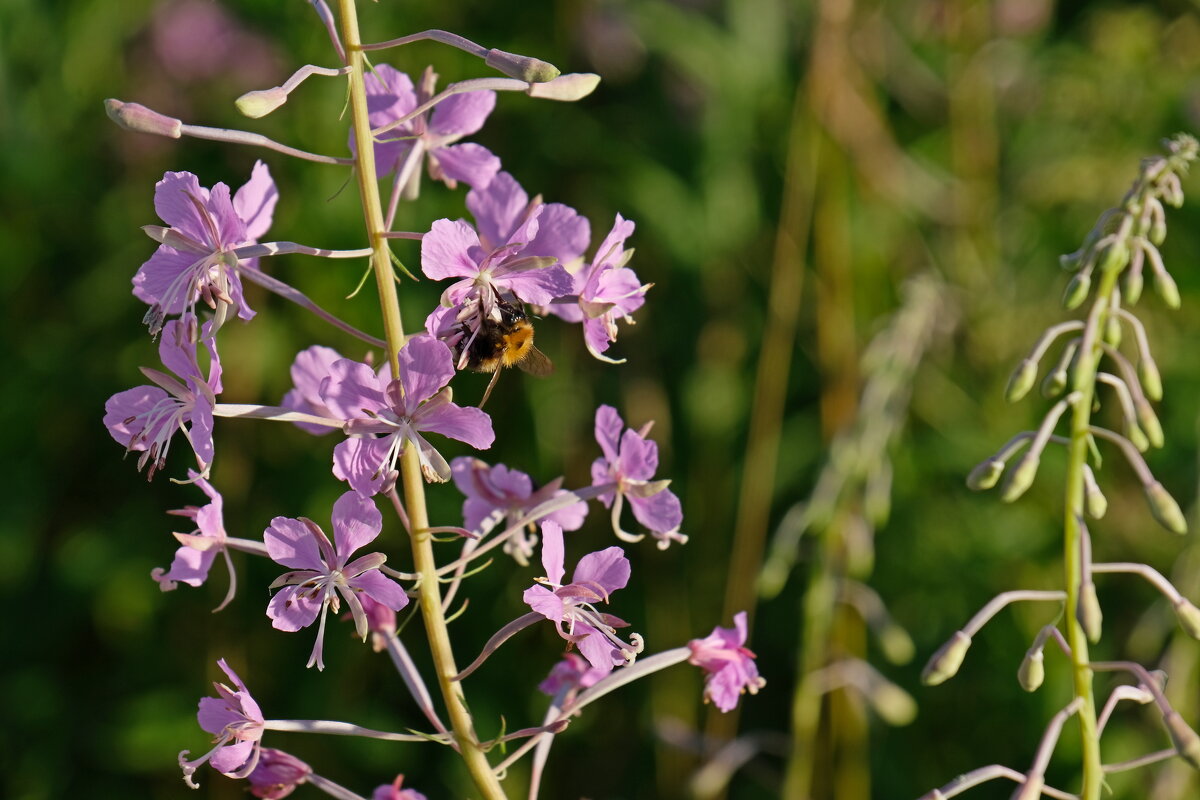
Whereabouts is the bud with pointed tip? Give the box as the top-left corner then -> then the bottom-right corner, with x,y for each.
1041,365 -> 1068,398
485,49 -> 561,83
236,87 -> 288,118
1164,711 -> 1200,769
1136,400 -> 1164,449
1173,598 -> 1200,640
104,99 -> 182,138
1082,465 -> 1107,519
1097,241 -> 1130,276
1150,217 -> 1168,246
1006,359 -> 1038,403
1139,357 -> 1163,402
1103,315 -> 1122,348
1018,649 -> 1045,692
1127,422 -> 1150,453
1062,272 -> 1092,310
1000,453 -> 1040,503
1145,481 -> 1188,534
1077,582 -> 1103,643
1124,259 -> 1145,304
921,631 -> 971,686
527,73 -> 601,101
1154,269 -> 1182,309
967,457 -> 1005,491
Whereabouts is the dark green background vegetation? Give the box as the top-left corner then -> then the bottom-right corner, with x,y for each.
3,0 -> 1200,797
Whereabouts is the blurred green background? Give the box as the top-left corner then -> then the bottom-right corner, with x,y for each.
4,0 -> 1200,798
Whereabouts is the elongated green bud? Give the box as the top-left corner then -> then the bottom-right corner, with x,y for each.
1017,649 -> 1044,692
1082,465 -> 1107,519
1155,269 -> 1182,309
1164,711 -> 1200,770
1127,422 -> 1150,453
1000,453 -> 1040,503
485,49 -> 561,83
1124,262 -> 1145,305
1145,481 -> 1188,534
1139,357 -> 1163,402
1151,217 -> 1168,246
921,631 -> 972,686
1062,272 -> 1092,310
236,87 -> 288,118
880,624 -> 916,665
967,457 -> 1005,491
1077,581 -> 1103,643
870,683 -> 917,726
1097,241 -> 1130,275
1174,598 -> 1200,640
1103,316 -> 1122,348
1041,366 -> 1068,398
1136,400 -> 1164,449
1005,359 -> 1038,403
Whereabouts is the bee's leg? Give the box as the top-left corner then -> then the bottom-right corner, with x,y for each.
478,368 -> 503,409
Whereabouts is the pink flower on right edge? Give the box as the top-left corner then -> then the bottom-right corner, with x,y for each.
590,404 -> 685,548
688,611 -> 766,713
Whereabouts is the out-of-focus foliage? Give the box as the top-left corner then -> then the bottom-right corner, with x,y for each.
2,0 -> 1199,798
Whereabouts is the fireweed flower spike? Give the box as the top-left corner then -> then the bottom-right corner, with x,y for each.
103,315 -> 221,479
523,521 -> 643,673
357,64 -> 500,192
134,161 -> 277,336
321,335 -> 495,491
688,611 -> 766,712
265,491 -> 410,671
590,404 -> 686,548
152,470 -> 236,610
179,658 -> 265,788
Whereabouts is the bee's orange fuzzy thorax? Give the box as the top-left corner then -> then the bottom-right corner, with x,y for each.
500,323 -> 534,367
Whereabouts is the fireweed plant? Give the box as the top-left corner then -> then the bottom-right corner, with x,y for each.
103,5 -> 763,799
920,135 -> 1199,800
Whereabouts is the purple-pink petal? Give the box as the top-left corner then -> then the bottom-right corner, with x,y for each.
594,405 -> 624,466
330,491 -> 382,560
267,585 -> 323,631
617,428 -> 659,482
208,739 -> 256,775
629,489 -> 683,535
282,345 -> 344,435
421,219 -> 484,281
189,396 -> 216,465
540,521 -> 566,585
576,625 -> 622,672
264,517 -> 325,570
432,143 -> 501,189
493,264 -> 575,306
415,403 -> 495,450
397,335 -> 456,411
466,172 -> 528,249
154,171 -> 209,241
429,90 -> 496,137
523,585 -> 565,622
525,202 -> 591,268
104,385 -> 169,449
571,546 -> 630,594
348,569 -> 409,611
332,437 -> 391,496
133,248 -> 203,312
319,359 -> 387,420
155,543 -> 218,589
233,160 -> 278,241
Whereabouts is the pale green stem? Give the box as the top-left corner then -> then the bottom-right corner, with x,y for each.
337,2 -> 506,796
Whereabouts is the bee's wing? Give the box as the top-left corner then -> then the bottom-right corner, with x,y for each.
518,345 -> 555,377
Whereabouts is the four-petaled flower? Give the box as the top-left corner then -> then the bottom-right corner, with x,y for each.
422,172 -> 584,353
178,658 -> 265,788
451,456 -> 588,564
322,335 -> 495,491
687,611 -> 766,713
134,161 -> 277,335
265,491 -> 410,670
104,315 -> 222,479
590,405 -> 685,548
358,64 -> 501,191
246,748 -> 311,799
522,521 -> 641,673
151,470 -> 235,610
546,214 -> 649,361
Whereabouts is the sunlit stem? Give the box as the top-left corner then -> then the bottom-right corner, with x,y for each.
307,773 -> 368,800
916,765 -> 1078,800
1102,749 -> 1176,774
212,404 -> 344,428
233,242 -> 374,260
371,77 -> 539,137
1090,661 -> 1173,714
1025,320 -> 1085,364
1021,699 -> 1084,790
362,29 -> 490,57
1087,426 -> 1154,485
1097,680 -> 1156,734
1091,562 -> 1184,603
238,267 -> 387,347
264,719 -> 450,743
337,1 -> 504,796
383,632 -> 450,739
178,122 -> 353,165
961,590 -> 1067,638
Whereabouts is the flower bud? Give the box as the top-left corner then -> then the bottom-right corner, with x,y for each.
1174,598 -> 1200,640
236,87 -> 288,118
921,631 -> 971,686
966,457 -> 1005,491
485,49 -> 561,83
104,99 -> 182,138
1097,241 -> 1130,276
1077,581 -> 1103,643
1150,217 -> 1168,246
1139,357 -> 1163,402
870,682 -> 918,726
527,73 -> 601,101
1160,174 -> 1185,208
1136,400 -> 1164,449
1017,649 -> 1044,692
1164,711 -> 1200,770
1059,251 -> 1082,271
1126,422 -> 1150,453
1005,358 -> 1038,403
1041,365 -> 1068,398
879,624 -> 915,665
1154,269 -> 1182,310
1103,316 -> 1122,348
1124,260 -> 1145,305
1082,465 -> 1107,519
1145,481 -> 1188,535
1062,272 -> 1092,310
1010,775 -> 1044,800
1000,452 -> 1040,503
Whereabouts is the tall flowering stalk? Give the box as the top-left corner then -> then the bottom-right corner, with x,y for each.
921,135 -> 1199,800
104,3 -> 762,798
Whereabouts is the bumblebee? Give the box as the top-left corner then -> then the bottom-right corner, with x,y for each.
458,299 -> 553,406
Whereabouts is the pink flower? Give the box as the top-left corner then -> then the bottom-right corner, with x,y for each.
178,659 -> 265,788
246,748 -> 311,799
590,405 -> 685,548
522,521 -> 641,673
358,64 -> 501,190
151,471 -> 236,610
538,653 -> 607,698
688,612 -> 765,713
321,335 -> 495,492
451,457 -> 588,563
103,315 -> 221,479
373,774 -> 428,800
134,162 -> 277,335
265,492 -> 410,670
